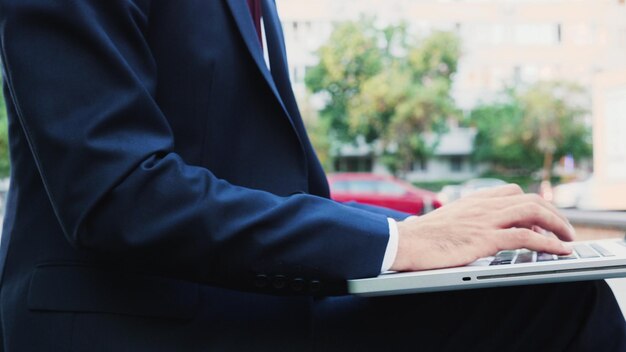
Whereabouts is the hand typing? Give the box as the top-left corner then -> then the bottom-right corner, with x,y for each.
391,184 -> 575,272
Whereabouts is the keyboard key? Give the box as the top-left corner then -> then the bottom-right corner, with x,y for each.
590,243 -> 614,257
495,250 -> 516,260
468,257 -> 494,266
490,250 -> 516,265
490,260 -> 512,265
558,253 -> 577,260
537,252 -> 556,262
574,244 -> 600,258
514,250 -> 535,264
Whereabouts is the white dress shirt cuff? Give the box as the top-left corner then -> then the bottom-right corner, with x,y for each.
381,218 -> 400,273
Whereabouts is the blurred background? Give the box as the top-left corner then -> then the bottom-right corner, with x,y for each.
271,0 -> 626,229
0,0 -> 624,232
0,1 -> 624,232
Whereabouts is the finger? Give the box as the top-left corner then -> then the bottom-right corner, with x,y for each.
502,193 -> 572,228
493,228 -> 572,255
495,203 -> 575,242
524,196 -> 575,240
496,203 -> 574,241
529,226 -> 560,239
528,193 -> 571,225
465,184 -> 524,199
531,225 -> 545,234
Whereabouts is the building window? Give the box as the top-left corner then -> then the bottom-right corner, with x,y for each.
334,156 -> 373,172
413,157 -> 428,172
450,156 -> 463,173
514,24 -> 558,45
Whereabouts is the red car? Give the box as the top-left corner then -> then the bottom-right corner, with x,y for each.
327,173 -> 442,215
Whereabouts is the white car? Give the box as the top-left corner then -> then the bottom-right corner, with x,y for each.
551,181 -> 585,209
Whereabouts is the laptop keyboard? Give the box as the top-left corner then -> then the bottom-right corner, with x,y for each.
489,243 -> 615,266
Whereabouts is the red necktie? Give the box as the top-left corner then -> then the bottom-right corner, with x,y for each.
247,0 -> 263,48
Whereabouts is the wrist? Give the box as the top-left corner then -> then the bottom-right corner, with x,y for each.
390,220 -> 410,272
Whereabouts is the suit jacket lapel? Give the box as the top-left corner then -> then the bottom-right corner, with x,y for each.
260,0 -> 301,122
224,0 -> 305,149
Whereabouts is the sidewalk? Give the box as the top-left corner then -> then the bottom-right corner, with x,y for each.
562,209 -> 626,230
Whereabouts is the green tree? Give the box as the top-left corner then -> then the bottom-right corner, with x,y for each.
305,19 -> 383,143
298,93 -> 333,171
518,81 -> 590,181
470,91 -> 542,173
470,82 -> 592,179
306,19 -> 461,174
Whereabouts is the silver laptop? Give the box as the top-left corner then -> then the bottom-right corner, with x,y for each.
348,238 -> 626,297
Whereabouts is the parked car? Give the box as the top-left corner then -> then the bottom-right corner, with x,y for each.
327,173 -> 442,215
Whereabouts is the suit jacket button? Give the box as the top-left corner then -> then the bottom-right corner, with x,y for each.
291,278 -> 305,292
273,275 -> 287,289
254,274 -> 269,288
310,280 -> 321,293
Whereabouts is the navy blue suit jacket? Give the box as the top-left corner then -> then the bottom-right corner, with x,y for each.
0,0 -> 407,350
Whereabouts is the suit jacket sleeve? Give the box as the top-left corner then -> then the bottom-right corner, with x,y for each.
343,201 -> 412,221
0,0 -> 390,291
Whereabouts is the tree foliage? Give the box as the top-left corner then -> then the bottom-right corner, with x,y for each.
306,19 -> 461,174
298,93 -> 333,171
470,82 -> 592,178
305,19 -> 383,143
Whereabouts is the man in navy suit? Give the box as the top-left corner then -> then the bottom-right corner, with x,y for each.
0,0 -> 624,350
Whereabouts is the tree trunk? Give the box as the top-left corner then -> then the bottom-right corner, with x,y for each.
542,150 -> 554,181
